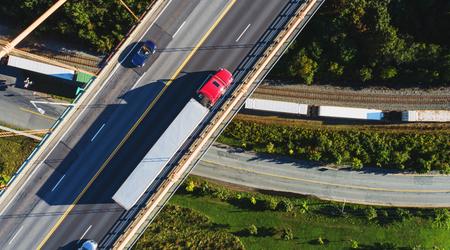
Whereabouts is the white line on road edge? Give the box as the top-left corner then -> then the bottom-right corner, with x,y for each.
0,0 -> 174,217
172,21 -> 186,38
236,23 -> 251,42
30,100 -> 75,115
8,226 -> 23,245
51,174 -> 66,192
78,225 -> 92,242
90,123 -> 106,142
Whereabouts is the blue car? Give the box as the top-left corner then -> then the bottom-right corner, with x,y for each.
131,40 -> 157,67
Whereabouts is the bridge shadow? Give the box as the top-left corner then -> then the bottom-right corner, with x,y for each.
29,70 -> 213,208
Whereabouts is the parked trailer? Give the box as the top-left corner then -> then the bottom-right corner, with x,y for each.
113,99 -> 209,210
402,110 -> 450,122
7,55 -> 75,81
318,106 -> 384,120
245,98 -> 308,115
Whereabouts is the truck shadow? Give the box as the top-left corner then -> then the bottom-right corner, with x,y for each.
0,70 -> 212,248
31,70 -> 213,207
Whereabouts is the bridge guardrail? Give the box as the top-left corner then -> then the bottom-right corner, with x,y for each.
112,1 -> 321,248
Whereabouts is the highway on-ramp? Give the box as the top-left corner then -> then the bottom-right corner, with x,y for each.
195,145 -> 450,207
0,0 -> 304,249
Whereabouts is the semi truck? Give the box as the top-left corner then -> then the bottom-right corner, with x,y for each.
113,69 -> 233,210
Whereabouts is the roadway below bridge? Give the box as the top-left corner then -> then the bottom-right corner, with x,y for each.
0,0 -> 304,249
194,145 -> 450,207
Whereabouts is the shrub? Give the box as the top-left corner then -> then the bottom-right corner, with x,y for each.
364,207 -> 378,221
350,239 -> 359,249
433,209 -> 450,229
246,224 -> 258,236
219,119 -> 450,173
277,199 -> 294,212
299,200 -> 309,214
185,180 -> 196,193
317,236 -> 324,245
395,208 -> 411,222
281,228 -> 294,240
262,198 -> 278,211
266,142 -> 275,153
199,182 -> 210,196
351,158 -> 363,170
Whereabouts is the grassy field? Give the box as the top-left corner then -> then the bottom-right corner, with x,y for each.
0,136 -> 37,185
137,177 -> 450,250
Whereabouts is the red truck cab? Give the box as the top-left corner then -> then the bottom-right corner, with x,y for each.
197,68 -> 233,107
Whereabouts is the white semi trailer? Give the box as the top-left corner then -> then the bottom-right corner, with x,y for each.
318,106 -> 384,121
113,69 -> 233,210
402,110 -> 450,122
112,99 -> 209,210
245,98 -> 308,115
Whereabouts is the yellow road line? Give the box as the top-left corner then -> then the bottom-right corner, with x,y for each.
201,160 -> 450,193
19,107 -> 57,121
37,1 -> 236,248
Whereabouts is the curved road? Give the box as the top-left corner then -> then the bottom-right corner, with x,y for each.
194,144 -> 450,207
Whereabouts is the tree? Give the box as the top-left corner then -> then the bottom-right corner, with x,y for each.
185,180 -> 196,193
380,67 -> 398,80
289,49 -> 318,84
350,239 -> 359,249
365,207 -> 378,221
281,228 -> 293,240
299,200 -> 309,214
433,209 -> 450,229
277,199 -> 293,212
262,198 -> 278,210
328,61 -> 344,78
317,236 -> 324,245
266,142 -> 275,153
351,157 -> 363,170
359,67 -> 373,82
250,196 -> 257,206
246,224 -> 258,236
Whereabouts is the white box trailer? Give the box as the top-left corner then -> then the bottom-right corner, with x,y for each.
319,106 -> 384,120
7,55 -> 75,81
113,99 -> 209,210
402,110 -> 450,122
245,98 -> 308,115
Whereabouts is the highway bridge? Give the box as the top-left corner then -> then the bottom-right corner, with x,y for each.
0,0 -> 323,249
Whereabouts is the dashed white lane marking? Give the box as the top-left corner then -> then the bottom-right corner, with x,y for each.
51,174 -> 66,192
90,123 -> 106,142
172,21 -> 186,38
8,226 -> 23,245
236,23 -> 251,42
78,225 -> 92,242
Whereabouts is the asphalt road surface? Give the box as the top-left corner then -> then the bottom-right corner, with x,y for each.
195,145 -> 450,207
0,0 -> 299,249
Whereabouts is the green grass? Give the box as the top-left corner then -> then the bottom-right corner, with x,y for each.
133,204 -> 244,250
134,177 -> 450,250
0,136 -> 37,185
169,195 -> 449,250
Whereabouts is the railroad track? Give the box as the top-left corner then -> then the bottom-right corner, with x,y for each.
0,39 -> 101,74
253,84 -> 450,110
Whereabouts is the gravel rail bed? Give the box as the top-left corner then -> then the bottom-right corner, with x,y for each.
253,81 -> 450,111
